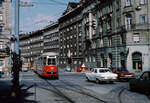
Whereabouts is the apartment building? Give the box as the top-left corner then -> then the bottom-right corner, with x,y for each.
43,22 -> 59,54
19,0 -> 150,73
59,2 -> 83,69
82,0 -> 150,72
0,0 -> 11,57
20,30 -> 43,65
0,0 -> 11,72
20,34 -> 30,63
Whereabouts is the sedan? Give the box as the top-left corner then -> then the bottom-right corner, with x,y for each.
129,71 -> 150,95
85,68 -> 118,84
114,68 -> 135,81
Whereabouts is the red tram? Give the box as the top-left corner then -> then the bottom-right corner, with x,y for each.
34,52 -> 59,79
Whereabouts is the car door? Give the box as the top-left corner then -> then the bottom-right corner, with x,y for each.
86,68 -> 94,81
137,72 -> 150,92
90,68 -> 96,81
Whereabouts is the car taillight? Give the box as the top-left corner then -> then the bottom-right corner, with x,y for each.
120,74 -> 124,76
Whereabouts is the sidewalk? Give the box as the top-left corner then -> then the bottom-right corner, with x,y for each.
0,76 -> 37,103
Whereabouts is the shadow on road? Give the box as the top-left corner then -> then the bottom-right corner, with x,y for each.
0,81 -> 37,103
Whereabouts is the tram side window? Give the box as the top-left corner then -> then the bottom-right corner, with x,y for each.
43,57 -> 46,65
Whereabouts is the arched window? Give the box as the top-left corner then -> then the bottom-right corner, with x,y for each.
132,52 -> 142,72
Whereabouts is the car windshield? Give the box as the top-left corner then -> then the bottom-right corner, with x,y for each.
99,69 -> 111,73
121,68 -> 128,72
117,68 -> 128,72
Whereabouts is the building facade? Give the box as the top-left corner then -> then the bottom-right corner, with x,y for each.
82,0 -> 150,73
0,0 -> 11,70
59,2 -> 83,69
20,30 -> 43,66
20,34 -> 30,63
19,0 -> 150,73
43,22 -> 59,54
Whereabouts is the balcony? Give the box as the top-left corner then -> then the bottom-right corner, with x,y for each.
123,6 -> 134,14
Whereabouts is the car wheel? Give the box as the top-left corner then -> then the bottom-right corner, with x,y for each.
86,76 -> 90,82
96,78 -> 100,84
130,84 -> 135,92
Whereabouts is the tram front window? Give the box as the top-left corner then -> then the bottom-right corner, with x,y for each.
48,58 -> 56,65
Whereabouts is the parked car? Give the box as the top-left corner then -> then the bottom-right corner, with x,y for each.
85,68 -> 118,83
114,68 -> 135,81
129,71 -> 150,95
64,66 -> 71,72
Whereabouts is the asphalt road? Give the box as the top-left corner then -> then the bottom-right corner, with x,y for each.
19,70 -> 150,103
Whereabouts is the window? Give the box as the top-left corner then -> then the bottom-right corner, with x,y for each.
141,72 -> 150,80
0,26 -> 2,32
120,35 -> 124,44
141,16 -> 146,24
133,33 -> 140,43
125,14 -> 132,29
85,57 -> 88,62
108,37 -> 112,46
0,14 -> 2,21
116,0 -> 120,10
93,56 -> 96,62
140,0 -> 146,4
126,0 -> 131,6
94,69 -> 97,73
89,57 -> 91,62
100,39 -> 103,47
0,0 -> 2,7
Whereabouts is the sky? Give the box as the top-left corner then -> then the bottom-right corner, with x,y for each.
12,0 -> 80,34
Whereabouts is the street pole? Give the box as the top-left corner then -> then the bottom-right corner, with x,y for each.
11,0 -> 20,97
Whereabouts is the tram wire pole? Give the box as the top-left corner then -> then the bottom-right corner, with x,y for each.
11,0 -> 20,97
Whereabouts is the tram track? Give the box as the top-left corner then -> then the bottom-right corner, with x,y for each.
41,79 -> 107,103
117,87 -> 127,103
35,72 -> 130,103
59,80 -> 107,103
43,79 -> 75,103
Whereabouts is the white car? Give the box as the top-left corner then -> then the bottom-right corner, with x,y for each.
85,68 -> 118,83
